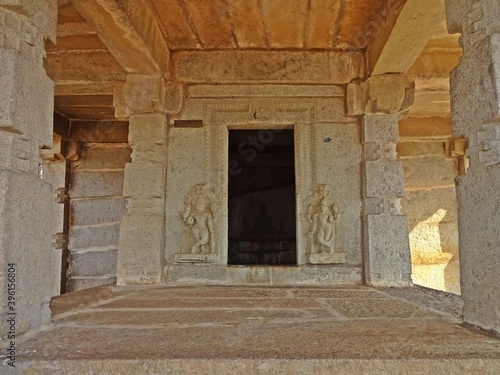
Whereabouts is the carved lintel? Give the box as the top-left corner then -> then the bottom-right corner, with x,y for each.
174,120 -> 203,128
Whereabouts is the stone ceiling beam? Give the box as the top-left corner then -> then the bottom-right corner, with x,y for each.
368,0 -> 446,75
70,0 -> 167,75
54,82 -> 116,97
172,50 -> 364,84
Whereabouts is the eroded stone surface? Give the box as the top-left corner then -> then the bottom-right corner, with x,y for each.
361,112 -> 412,287
0,3 -> 56,339
446,0 -> 500,331
4,285 -> 500,374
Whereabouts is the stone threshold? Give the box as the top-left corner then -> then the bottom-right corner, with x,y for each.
164,264 -> 363,285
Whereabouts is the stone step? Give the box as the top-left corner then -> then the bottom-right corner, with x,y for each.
4,285 -> 500,374
15,358 -> 500,375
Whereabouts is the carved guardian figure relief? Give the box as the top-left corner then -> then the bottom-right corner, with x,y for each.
174,184 -> 219,263
304,184 -> 345,264
308,198 -> 338,253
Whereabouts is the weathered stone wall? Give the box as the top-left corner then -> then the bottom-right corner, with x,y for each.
41,135 -> 66,297
399,117 -> 460,294
0,1 -> 57,338
164,84 -> 364,285
446,0 -> 500,334
67,142 -> 130,291
347,75 -> 414,287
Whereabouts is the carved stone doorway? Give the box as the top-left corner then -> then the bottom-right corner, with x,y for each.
228,129 -> 297,265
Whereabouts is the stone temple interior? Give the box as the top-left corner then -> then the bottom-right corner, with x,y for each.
0,0 -> 500,373
228,129 -> 297,265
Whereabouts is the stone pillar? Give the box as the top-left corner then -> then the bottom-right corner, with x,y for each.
446,0 -> 500,333
348,74 -> 414,287
114,75 -> 182,285
0,1 -> 57,337
41,136 -> 67,297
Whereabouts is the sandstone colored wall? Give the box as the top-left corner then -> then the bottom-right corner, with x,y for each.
67,143 -> 130,291
399,117 -> 460,294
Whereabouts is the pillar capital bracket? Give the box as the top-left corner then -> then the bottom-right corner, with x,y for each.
114,74 -> 183,120
347,74 -> 415,117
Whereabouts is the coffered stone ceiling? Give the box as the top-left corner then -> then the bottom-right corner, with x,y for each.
46,0 -> 461,121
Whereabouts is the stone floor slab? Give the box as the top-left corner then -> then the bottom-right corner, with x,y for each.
1,285 -> 499,374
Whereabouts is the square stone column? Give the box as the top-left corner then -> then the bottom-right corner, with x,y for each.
446,0 -> 500,333
348,74 -> 414,287
362,114 -> 411,286
114,75 -> 182,284
0,2 -> 57,337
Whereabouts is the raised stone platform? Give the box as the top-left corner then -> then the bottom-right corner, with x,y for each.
2,285 -> 500,374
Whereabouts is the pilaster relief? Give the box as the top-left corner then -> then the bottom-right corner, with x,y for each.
362,114 -> 405,217
447,0 -> 500,47
303,185 -> 345,264
478,123 -> 500,166
0,7 -> 45,59
115,74 -> 172,285
0,1 -> 57,43
0,7 -> 55,147
0,134 -> 40,175
175,184 -> 219,263
351,74 -> 414,287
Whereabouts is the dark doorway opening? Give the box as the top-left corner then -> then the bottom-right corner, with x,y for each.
228,129 -> 297,265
